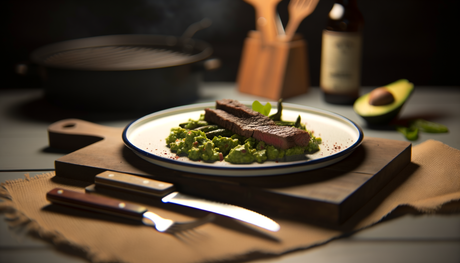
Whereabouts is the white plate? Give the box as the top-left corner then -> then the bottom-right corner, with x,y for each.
122,102 -> 363,176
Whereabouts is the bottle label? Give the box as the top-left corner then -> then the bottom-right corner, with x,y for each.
320,30 -> 362,94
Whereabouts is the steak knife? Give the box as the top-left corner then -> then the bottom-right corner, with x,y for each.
46,188 -> 214,233
87,171 -> 280,232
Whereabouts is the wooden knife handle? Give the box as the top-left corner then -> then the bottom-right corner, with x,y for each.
46,188 -> 147,220
94,171 -> 176,197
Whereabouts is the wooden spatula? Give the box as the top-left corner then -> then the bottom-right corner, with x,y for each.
283,0 -> 320,41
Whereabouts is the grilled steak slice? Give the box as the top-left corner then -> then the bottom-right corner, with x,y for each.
204,108 -> 264,138
204,107 -> 310,149
216,99 -> 266,119
252,126 -> 311,150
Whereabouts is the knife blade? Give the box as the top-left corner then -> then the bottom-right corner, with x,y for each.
88,171 -> 280,232
46,187 -> 214,233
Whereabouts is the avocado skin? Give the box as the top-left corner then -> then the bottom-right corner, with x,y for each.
354,79 -> 414,125
359,104 -> 405,125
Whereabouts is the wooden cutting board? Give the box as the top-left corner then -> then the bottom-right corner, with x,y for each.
48,119 -> 411,224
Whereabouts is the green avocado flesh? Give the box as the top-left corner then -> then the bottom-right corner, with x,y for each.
354,79 -> 414,124
166,127 -> 322,164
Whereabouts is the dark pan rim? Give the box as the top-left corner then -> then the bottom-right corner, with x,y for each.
31,34 -> 213,71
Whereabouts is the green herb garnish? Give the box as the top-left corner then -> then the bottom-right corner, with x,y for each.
396,126 -> 419,141
409,119 -> 449,133
252,100 -> 272,116
269,99 -> 283,121
396,119 -> 448,140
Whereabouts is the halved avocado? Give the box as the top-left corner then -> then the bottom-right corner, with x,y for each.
354,79 -> 414,125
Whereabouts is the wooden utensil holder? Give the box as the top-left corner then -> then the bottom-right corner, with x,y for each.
237,31 -> 310,100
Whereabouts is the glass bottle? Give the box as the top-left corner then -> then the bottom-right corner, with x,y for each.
320,0 -> 364,105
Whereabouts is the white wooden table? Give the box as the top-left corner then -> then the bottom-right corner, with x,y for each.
1,83 -> 459,263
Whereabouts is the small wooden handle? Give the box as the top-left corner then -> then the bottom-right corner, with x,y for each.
95,171 -> 176,197
46,188 -> 147,220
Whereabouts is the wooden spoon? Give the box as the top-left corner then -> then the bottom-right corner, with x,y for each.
283,0 -> 320,41
244,0 -> 282,44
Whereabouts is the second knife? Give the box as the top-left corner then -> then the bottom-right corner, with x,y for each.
87,171 -> 280,232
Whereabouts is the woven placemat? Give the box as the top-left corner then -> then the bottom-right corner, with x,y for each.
1,139 -> 460,263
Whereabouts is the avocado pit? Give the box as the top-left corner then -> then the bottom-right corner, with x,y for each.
368,87 -> 395,106
353,79 -> 414,125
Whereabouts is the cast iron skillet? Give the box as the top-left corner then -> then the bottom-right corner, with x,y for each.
28,19 -> 219,112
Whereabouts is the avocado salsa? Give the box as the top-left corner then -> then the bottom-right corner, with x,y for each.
165,113 -> 322,164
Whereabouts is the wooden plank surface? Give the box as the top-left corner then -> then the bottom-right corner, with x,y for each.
1,85 -> 459,263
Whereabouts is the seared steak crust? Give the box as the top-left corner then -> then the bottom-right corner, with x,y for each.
253,126 -> 311,150
204,103 -> 311,150
216,99 -> 264,119
204,108 -> 262,138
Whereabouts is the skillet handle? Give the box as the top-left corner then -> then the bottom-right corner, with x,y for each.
203,58 -> 221,71
16,61 -> 40,77
48,118 -> 123,151
192,58 -> 221,73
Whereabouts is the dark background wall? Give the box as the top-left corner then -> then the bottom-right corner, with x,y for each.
4,0 -> 459,89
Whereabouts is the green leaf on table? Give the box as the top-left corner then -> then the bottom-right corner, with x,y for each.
252,101 -> 272,116
409,119 -> 449,133
396,126 -> 419,141
395,118 -> 449,141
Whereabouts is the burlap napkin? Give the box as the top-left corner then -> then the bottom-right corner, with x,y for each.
1,139 -> 460,263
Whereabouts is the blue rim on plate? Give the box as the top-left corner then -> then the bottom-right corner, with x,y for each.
122,102 -> 364,176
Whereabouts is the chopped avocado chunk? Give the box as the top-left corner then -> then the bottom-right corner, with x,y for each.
167,128 -> 220,162
212,136 -> 240,155
225,144 -> 256,164
353,79 -> 414,125
266,145 -> 285,160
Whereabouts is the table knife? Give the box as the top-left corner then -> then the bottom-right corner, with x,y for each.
87,171 -> 280,232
